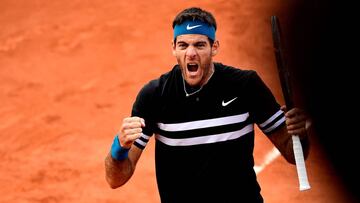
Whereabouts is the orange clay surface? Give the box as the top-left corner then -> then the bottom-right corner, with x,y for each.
0,1 -> 352,202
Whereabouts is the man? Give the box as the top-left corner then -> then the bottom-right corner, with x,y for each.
105,7 -> 310,203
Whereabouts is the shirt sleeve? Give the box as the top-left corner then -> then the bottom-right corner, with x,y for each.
131,79 -> 159,149
247,71 -> 286,135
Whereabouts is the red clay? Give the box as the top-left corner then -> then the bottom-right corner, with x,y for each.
0,0 -> 351,202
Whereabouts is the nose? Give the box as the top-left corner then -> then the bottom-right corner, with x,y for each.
186,45 -> 197,59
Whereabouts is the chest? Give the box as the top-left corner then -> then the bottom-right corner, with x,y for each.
157,82 -> 251,123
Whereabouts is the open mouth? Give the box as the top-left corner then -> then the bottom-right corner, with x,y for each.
187,63 -> 199,72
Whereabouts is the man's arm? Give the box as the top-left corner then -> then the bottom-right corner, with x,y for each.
105,117 -> 145,188
105,147 -> 142,188
267,107 -> 310,164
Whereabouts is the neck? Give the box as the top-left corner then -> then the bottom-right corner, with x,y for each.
182,63 -> 215,97
199,63 -> 215,87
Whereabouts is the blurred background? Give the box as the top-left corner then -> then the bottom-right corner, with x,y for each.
0,0 -> 357,202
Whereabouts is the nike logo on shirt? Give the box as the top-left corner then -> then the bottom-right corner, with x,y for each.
186,24 -> 202,30
222,97 -> 238,107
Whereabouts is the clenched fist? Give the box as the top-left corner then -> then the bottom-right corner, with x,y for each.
118,116 -> 145,149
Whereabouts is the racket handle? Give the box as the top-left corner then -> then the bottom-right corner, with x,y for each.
292,135 -> 311,191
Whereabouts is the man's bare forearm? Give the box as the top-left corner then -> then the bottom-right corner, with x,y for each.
281,135 -> 310,164
268,126 -> 310,164
105,152 -> 134,189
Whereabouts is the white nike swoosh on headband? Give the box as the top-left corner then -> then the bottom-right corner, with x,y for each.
186,24 -> 202,30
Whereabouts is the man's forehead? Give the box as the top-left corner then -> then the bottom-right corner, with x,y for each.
176,34 -> 209,43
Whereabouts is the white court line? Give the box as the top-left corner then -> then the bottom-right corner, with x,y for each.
254,147 -> 281,174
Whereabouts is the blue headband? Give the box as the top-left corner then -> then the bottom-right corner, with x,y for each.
173,20 -> 216,40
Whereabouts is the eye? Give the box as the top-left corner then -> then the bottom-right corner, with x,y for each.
177,42 -> 188,50
195,42 -> 207,49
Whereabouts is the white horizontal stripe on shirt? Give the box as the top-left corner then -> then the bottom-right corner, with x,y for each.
135,139 -> 147,147
259,109 -> 284,128
262,116 -> 286,133
135,133 -> 150,147
155,124 -> 253,146
141,134 -> 151,140
157,113 -> 249,132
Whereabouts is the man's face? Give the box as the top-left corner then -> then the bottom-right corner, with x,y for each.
172,34 -> 219,87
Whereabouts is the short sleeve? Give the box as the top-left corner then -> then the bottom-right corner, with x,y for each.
247,71 -> 286,135
131,80 -> 159,149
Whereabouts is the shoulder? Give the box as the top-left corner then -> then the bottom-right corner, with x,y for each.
214,62 -> 260,85
138,65 -> 180,98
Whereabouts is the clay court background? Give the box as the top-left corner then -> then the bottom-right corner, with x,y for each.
0,0 -> 354,202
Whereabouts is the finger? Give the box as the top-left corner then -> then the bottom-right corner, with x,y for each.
285,109 -> 306,120
119,132 -> 143,147
121,133 -> 143,147
287,121 -> 306,130
124,128 -> 143,136
127,133 -> 143,141
122,117 -> 145,129
123,116 -> 138,123
288,128 -> 307,137
123,121 -> 143,129
286,115 -> 306,125
281,105 -> 287,112
123,116 -> 144,124
285,108 -> 304,117
121,122 -> 134,132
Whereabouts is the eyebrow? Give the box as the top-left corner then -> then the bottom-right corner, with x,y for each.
176,40 -> 208,45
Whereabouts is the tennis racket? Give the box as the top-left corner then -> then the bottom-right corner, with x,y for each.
270,15 -> 311,191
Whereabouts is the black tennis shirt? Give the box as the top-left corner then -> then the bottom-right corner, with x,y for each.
131,63 -> 285,203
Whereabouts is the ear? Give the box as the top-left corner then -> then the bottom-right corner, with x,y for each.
211,40 -> 220,56
172,40 -> 176,56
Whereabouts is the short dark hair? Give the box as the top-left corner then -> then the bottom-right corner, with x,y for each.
172,7 -> 217,30
172,7 -> 217,45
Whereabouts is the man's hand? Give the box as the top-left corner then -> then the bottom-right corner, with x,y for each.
281,106 -> 311,139
119,117 -> 145,149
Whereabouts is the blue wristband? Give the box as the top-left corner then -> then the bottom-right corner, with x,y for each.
110,135 -> 129,161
